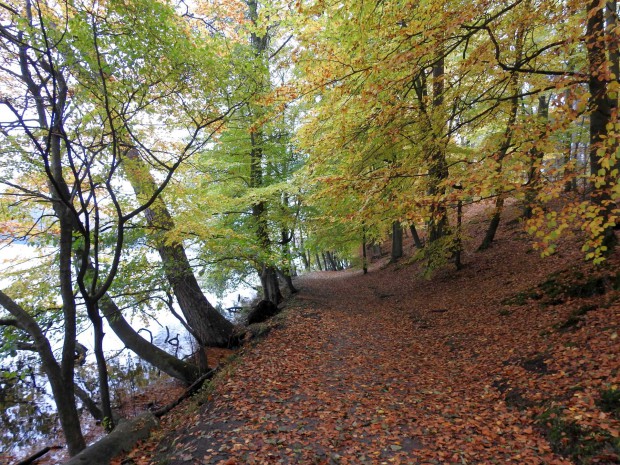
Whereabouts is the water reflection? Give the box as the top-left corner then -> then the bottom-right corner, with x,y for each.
0,321 -> 193,463
0,360 -> 61,456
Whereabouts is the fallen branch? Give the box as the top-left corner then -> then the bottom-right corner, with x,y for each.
14,445 -> 62,465
153,368 -> 217,418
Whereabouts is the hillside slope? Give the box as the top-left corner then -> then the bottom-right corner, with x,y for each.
121,205 -> 619,465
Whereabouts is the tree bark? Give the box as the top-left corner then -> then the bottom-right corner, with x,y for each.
0,291 -> 85,455
427,55 -> 449,243
391,221 -> 403,261
124,149 -> 234,347
98,294 -> 199,384
587,0 -> 618,249
409,224 -> 424,249
523,95 -> 549,219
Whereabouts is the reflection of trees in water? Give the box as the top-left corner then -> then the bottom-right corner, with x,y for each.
1,302 -> 212,459
0,361 -> 60,455
1,352 -> 164,458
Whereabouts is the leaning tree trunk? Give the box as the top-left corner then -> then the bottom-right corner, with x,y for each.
409,224 -> 424,249
99,294 -> 199,384
124,149 -> 234,347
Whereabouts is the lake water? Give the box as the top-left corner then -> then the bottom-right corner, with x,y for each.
0,244 -> 257,463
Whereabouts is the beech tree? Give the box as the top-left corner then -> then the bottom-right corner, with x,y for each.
0,0 -> 236,452
294,0 -> 618,266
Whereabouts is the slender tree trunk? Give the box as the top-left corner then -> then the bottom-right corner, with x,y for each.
298,230 -> 310,270
315,253 -> 323,271
326,252 -> 338,271
524,95 -> 550,219
455,200 -> 463,270
74,385 -> 103,422
362,230 -> 368,274
391,221 -> 403,261
124,149 -> 234,347
85,301 -> 113,430
409,224 -> 424,249
479,25 -> 524,250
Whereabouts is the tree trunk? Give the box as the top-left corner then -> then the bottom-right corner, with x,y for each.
85,301 -> 114,430
124,149 -> 234,347
0,291 -> 86,456
427,55 -> 449,243
479,25 -> 524,250
479,196 -> 504,251
524,95 -> 549,219
587,0 -> 618,249
99,294 -> 199,384
326,251 -> 339,271
409,224 -> 424,249
277,268 -> 298,294
391,221 -> 403,261
315,253 -> 323,271
455,200 -> 463,270
260,265 -> 283,304
247,0 -> 283,304
362,230 -> 368,274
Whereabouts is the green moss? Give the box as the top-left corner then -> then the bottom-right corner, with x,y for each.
597,388 -> 620,420
501,291 -> 540,306
537,406 -> 620,464
555,305 -> 598,331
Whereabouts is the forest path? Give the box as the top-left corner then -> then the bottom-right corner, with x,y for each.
137,263 -> 580,465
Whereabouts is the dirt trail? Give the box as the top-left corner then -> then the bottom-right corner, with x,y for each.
137,263 -> 593,465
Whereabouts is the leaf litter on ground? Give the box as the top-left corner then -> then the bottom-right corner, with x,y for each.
120,202 -> 619,465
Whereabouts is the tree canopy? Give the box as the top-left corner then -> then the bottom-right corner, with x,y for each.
0,0 -> 617,458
